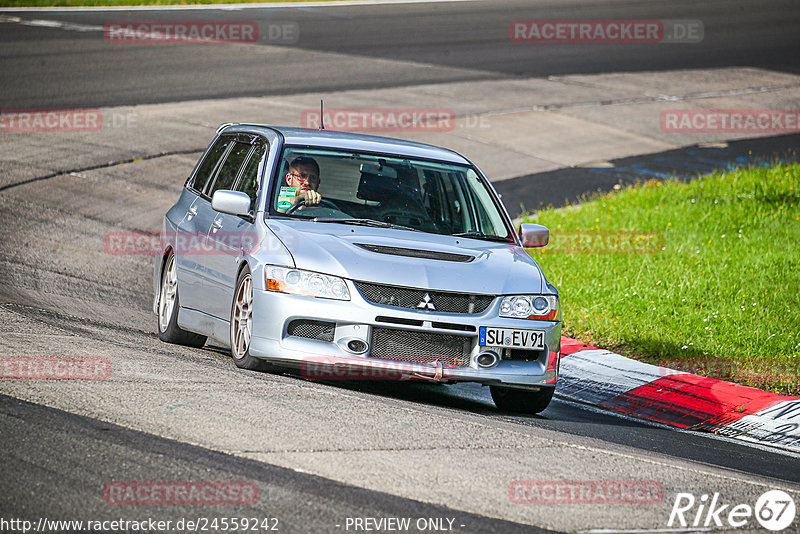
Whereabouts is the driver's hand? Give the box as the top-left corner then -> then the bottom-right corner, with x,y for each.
298,190 -> 322,206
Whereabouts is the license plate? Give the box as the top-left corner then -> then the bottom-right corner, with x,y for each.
479,327 -> 546,350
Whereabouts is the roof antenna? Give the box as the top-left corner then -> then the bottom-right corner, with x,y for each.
319,99 -> 325,130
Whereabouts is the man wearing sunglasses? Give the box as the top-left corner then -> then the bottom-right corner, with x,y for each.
277,156 -> 322,212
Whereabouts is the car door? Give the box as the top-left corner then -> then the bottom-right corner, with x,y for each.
174,134 -> 235,312
201,136 -> 262,320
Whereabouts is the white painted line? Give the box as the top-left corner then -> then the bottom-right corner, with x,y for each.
0,0 -> 484,12
19,18 -> 104,32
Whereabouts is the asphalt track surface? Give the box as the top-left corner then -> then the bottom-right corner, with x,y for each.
0,0 -> 798,108
0,394 -> 552,533
1,1 -> 800,532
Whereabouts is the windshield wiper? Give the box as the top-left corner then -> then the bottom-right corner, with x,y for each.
313,218 -> 422,232
452,231 -> 511,242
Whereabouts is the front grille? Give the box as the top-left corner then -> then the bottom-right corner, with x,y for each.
370,327 -> 471,367
287,319 -> 335,342
355,282 -> 493,314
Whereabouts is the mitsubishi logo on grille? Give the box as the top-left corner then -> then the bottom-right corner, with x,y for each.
417,293 -> 436,311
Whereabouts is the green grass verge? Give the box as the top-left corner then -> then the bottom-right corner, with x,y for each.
0,0 -> 338,6
525,162 -> 800,396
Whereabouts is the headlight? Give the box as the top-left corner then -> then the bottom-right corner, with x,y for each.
499,295 -> 559,320
265,266 -> 350,301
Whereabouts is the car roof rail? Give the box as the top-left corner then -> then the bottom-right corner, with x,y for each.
216,122 -> 238,134
216,122 -> 274,135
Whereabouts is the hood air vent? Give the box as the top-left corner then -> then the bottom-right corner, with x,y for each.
355,243 -> 474,263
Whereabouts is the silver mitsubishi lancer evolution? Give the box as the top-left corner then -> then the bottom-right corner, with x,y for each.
154,124 -> 561,413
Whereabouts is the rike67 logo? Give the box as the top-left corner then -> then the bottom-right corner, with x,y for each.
668,490 -> 796,531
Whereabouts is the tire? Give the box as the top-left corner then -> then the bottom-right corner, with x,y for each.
157,252 -> 207,348
490,385 -> 554,414
230,266 -> 271,371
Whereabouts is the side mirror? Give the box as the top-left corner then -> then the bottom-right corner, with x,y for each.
211,190 -> 252,218
519,223 -> 549,248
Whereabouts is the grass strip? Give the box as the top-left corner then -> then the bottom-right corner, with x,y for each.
525,162 -> 800,395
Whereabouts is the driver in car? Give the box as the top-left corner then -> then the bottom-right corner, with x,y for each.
277,157 -> 322,212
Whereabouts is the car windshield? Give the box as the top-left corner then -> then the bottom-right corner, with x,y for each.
270,146 -> 511,240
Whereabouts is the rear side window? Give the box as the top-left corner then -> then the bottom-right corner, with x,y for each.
190,136 -> 233,193
235,141 -> 267,211
207,142 -> 252,196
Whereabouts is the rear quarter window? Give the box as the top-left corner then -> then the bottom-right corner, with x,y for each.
235,142 -> 267,211
189,135 -> 234,194
207,142 -> 252,196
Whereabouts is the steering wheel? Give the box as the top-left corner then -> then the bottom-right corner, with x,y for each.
285,198 -> 340,215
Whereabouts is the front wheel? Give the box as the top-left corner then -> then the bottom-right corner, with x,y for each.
230,266 -> 271,371
490,385 -> 554,414
157,252 -> 207,348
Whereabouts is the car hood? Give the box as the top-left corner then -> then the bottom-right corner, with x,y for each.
266,219 -> 546,294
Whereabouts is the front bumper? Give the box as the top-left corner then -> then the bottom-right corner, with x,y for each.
248,281 -> 561,390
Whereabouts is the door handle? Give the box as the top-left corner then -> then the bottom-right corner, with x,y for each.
188,206 -> 198,217
211,218 -> 223,230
